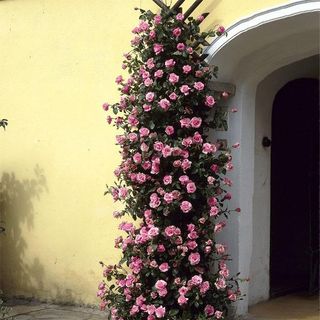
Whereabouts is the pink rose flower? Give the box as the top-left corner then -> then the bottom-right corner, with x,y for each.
215,277 -> 226,289
208,196 -> 218,206
146,58 -> 155,69
202,143 -> 214,154
204,305 -> 215,316
190,117 -> 202,128
147,227 -> 159,238
139,127 -> 150,137
142,161 -> 151,170
222,91 -> 229,98
165,59 -> 176,68
210,164 -> 218,172
186,182 -> 196,193
210,206 -> 219,216
149,30 -> 156,40
163,192 -> 174,203
207,176 -> 215,185
163,175 -> 172,185
192,132 -> 203,144
154,69 -> 164,78
143,104 -> 152,112
187,240 -> 198,250
172,147 -> 182,156
169,92 -> 178,100
159,263 -> 170,272
155,280 -> 167,290
158,98 -> 171,111
168,73 -> 179,84
130,305 -> 139,315
181,159 -> 192,171
223,192 -> 232,200
200,281 -> 210,294
188,252 -> 200,265
215,310 -> 223,319
128,132 -> 138,142
164,226 -> 176,237
195,70 -> 203,77
182,65 -> 192,74
155,306 -> 166,318
118,187 -> 128,199
173,160 -> 181,168
172,27 -> 181,37
191,275 -> 203,286
180,118 -> 191,128
176,13 -> 184,21
180,84 -> 190,95
136,173 -> 146,184
182,137 -> 193,148
153,141 -> 164,151
180,200 -> 192,213
177,43 -> 185,51
102,102 -> 109,111
217,26 -> 225,34
187,47 -> 193,54
197,15 -> 204,22
153,43 -> 164,55
144,78 -> 153,87
162,145 -> 172,158
146,92 -> 155,102
115,75 -> 124,84
214,221 -> 226,233
128,115 -> 139,126
154,14 -> 162,24
165,126 -> 174,135
215,244 -> 226,255
228,290 -> 237,301
193,81 -> 205,91
172,190 -> 181,199
205,95 -> 216,107
140,142 -> 149,152
178,295 -> 188,305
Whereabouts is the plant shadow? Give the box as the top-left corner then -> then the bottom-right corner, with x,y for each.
0,165 -> 48,299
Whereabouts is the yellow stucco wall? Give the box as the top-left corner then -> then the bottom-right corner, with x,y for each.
0,0 -> 288,305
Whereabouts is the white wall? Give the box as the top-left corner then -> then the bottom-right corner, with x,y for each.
206,2 -> 320,315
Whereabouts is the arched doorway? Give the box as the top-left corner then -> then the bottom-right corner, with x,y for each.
270,78 -> 319,297
206,1 -> 320,314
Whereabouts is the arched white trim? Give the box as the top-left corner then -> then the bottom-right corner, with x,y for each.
204,1 -> 319,316
206,0 -> 320,58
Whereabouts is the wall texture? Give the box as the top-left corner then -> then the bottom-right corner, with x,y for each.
0,0 -> 288,306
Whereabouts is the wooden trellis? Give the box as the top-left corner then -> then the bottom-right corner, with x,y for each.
152,0 -> 211,59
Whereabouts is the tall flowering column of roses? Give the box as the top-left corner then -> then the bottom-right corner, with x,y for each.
98,7 -> 242,320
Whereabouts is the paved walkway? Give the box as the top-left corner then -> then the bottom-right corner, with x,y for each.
2,300 -> 108,320
2,293 -> 319,319
247,293 -> 319,320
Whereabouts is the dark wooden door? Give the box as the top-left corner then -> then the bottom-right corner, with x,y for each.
270,78 -> 319,297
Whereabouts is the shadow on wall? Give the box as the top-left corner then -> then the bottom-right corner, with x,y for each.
0,165 -> 47,299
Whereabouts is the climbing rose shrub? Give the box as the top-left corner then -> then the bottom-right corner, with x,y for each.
98,7 -> 242,320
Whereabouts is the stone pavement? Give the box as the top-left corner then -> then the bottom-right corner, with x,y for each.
2,300 -> 108,320
2,293 -> 319,319
247,293 -> 319,320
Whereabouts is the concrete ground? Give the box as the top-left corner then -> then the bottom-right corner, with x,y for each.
2,300 -> 108,320
2,293 -> 319,319
247,293 -> 319,320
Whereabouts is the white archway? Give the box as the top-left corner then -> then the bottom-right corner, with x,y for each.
206,1 -> 320,315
